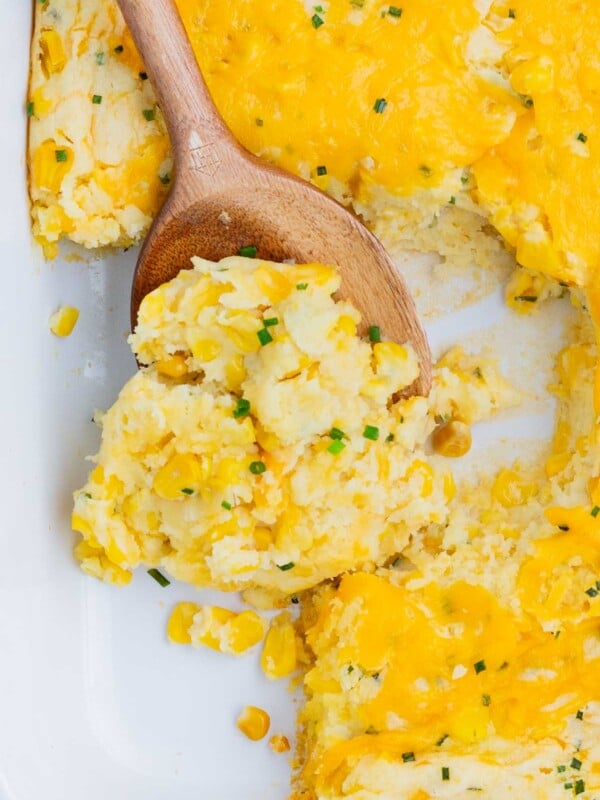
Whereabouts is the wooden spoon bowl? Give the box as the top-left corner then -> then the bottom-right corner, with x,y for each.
118,0 -> 432,395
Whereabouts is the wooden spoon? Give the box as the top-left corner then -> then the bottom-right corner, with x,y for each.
117,0 -> 431,395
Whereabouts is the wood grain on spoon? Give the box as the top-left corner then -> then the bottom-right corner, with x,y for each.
117,0 -> 432,395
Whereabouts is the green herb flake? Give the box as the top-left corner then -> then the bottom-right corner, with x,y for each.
314,4 -> 324,11
574,779 -> 585,795
515,295 -> 538,302
449,196 -> 456,205
363,425 -> 380,441
373,97 -> 388,114
92,94 -> 102,104
139,71 -> 148,80
388,5 -> 402,16
473,659 -> 486,674
482,694 -> 491,707
180,487 -> 194,495
238,245 -> 257,258
571,758 -> 582,770
557,765 -> 566,773
143,108 -> 155,121
368,325 -> 381,343
263,317 -> 279,327
114,44 -> 124,53
585,585 -> 598,597
257,327 -> 273,346
591,505 -> 600,517
436,733 -> 449,746
147,568 -> 170,587
558,525 -> 570,531
256,117 -> 264,127
576,709 -> 584,720
316,165 -> 327,176
95,51 -> 105,65
159,173 -> 171,185
576,132 -> 588,143
249,460 -> 267,475
508,8 -> 516,17
312,13 -> 324,28
401,752 -> 415,763
329,427 -> 346,440
328,439 -> 346,455
221,500 -> 232,510
82,492 -> 92,499
385,433 -> 395,443
26,101 -> 35,117
365,725 -> 378,735
277,562 -> 295,571
55,149 -> 68,163
419,164 -> 432,177
291,595 -> 299,604
442,767 -> 450,781
296,282 -> 308,290
520,94 -> 534,108
565,783 -> 573,790
233,398 -> 251,419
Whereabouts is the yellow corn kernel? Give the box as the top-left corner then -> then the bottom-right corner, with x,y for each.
71,512 -> 92,537
545,452 -> 571,478
105,473 -> 124,499
156,354 -> 188,378
255,421 -> 280,453
138,290 -> 165,324
74,541 -> 133,586
31,87 -> 53,117
32,140 -> 73,194
510,55 -> 554,95
40,239 -> 59,260
191,606 -> 237,651
432,420 -> 472,458
222,312 -> 263,353
224,354 -> 247,391
492,468 -> 538,507
373,341 -> 408,368
48,305 -> 79,337
39,29 -> 67,76
403,460 -> 434,498
261,613 -> 297,680
212,457 -> 242,489
443,470 -> 456,502
167,601 -> 200,644
188,278 -> 226,314
226,610 -> 266,654
336,315 -> 357,336
448,704 -> 489,745
189,337 -> 222,362
237,706 -> 270,741
269,734 -> 291,754
254,266 -> 293,303
153,453 -> 207,499
90,465 -> 104,485
291,263 -> 338,288
254,526 -> 273,551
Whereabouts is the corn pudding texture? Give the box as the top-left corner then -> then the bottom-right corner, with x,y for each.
29,0 -> 600,286
72,256 -> 514,599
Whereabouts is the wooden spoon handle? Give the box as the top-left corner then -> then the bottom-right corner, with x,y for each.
116,0 -> 241,188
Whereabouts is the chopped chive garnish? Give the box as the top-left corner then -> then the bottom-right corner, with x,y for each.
365,725 -> 378,734
180,487 -> 194,495
473,659 -> 486,674
585,586 -> 598,597
92,94 -> 102,104
449,196 -> 456,205
147,568 -> 170,587
482,694 -> 491,706
314,4 -> 324,11
442,767 -> 450,781
592,505 -> 600,517
159,173 -> 171,185
576,709 -> 584,720
312,13 -> 324,28
249,460 -> 267,475
363,425 -> 380,441
508,8 -> 516,17
368,325 -> 381,342
95,51 -> 105,65
419,164 -> 433,177
296,282 -> 308,290
385,433 -> 395,442
520,94 -> 534,108
436,733 -> 448,746
291,595 -> 299,604
143,108 -> 155,121
255,117 -> 264,126
221,500 -> 232,510
373,97 -> 388,114
55,149 -> 68,162
329,427 -> 345,440
316,165 -> 327,176
558,525 -> 570,531
576,132 -> 588,143
388,5 -> 402,16
328,439 -> 346,455
514,295 -> 538,302
233,398 -> 251,419
257,328 -> 273,346
114,44 -> 124,53
263,317 -> 279,327
139,71 -> 148,80
239,245 -> 257,257
26,101 -> 34,117
571,758 -> 582,770
401,752 -> 415,763
557,766 -> 567,773
574,779 -> 585,795
565,784 -> 573,790
461,172 -> 469,185
277,562 -> 295,571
